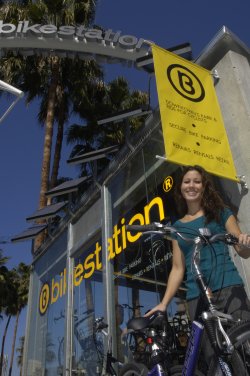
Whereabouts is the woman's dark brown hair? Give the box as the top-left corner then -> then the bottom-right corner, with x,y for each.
174,165 -> 226,223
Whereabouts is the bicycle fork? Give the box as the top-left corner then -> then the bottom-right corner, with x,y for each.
202,311 -> 234,376
182,315 -> 234,376
182,320 -> 204,376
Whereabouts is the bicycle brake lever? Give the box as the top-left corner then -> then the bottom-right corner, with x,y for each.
202,311 -> 234,354
217,319 -> 234,354
211,310 -> 234,322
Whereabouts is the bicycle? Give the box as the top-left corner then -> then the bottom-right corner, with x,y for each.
123,222 -> 250,376
94,316 -> 126,376
120,309 -> 196,376
170,311 -> 191,362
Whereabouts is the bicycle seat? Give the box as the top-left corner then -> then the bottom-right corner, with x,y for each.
127,310 -> 166,331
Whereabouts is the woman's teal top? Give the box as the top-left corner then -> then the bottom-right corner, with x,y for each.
173,207 -> 243,300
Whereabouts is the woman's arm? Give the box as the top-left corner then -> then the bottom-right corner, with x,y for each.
144,239 -> 185,316
225,215 -> 250,259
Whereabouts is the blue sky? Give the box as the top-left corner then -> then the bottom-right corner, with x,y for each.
1,0 -> 250,373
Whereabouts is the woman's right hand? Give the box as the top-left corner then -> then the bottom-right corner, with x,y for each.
144,302 -> 167,317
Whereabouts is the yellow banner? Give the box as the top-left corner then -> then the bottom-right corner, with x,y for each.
152,44 -> 238,182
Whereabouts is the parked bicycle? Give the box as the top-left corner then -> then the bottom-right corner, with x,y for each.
94,316 -> 126,376
122,222 -> 250,376
170,311 -> 191,362
120,309 -> 193,376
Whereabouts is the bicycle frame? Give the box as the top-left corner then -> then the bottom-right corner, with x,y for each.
148,363 -> 166,376
181,232 -> 235,376
182,320 -> 204,375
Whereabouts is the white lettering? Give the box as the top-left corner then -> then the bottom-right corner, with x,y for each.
0,20 -> 152,58
16,21 -> 23,33
22,20 -> 42,35
58,25 -> 76,38
119,35 -> 138,49
84,29 -> 103,43
39,24 -> 57,36
0,21 -> 16,34
104,29 -> 114,45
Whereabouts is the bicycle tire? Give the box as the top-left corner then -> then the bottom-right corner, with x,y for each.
170,364 -> 205,375
118,362 -> 149,376
207,320 -> 250,376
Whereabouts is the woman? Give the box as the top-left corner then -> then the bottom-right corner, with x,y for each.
145,165 -> 250,322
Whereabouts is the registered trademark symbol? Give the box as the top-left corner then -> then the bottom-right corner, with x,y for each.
167,64 -> 205,102
163,176 -> 173,192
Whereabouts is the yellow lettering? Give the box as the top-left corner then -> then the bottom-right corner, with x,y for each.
59,272 -> 63,297
84,253 -> 95,279
95,242 -> 102,270
113,224 -> 122,254
121,218 -> 127,250
42,195 -> 168,312
74,263 -> 84,286
51,278 -> 60,304
108,237 -> 115,260
144,197 -> 165,224
127,213 -> 145,243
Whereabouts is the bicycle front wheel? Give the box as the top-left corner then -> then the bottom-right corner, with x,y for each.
208,320 -> 250,375
119,362 -> 149,376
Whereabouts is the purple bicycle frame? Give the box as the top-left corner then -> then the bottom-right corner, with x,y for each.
182,320 -> 204,376
148,363 -> 166,376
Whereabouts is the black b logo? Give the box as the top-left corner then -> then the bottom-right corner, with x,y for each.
167,64 -> 205,102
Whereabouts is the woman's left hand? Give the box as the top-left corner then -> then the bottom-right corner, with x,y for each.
226,216 -> 250,258
238,233 -> 250,247
237,233 -> 250,258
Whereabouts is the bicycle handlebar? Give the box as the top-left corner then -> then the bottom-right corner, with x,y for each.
126,222 -> 174,236
125,222 -> 240,246
126,222 -> 167,232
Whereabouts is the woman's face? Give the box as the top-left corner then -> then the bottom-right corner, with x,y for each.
180,170 -> 204,204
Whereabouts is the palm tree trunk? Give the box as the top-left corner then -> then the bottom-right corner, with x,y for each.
39,56 -> 60,210
35,57 -> 60,249
0,315 -> 11,376
50,105 -> 65,189
8,310 -> 20,376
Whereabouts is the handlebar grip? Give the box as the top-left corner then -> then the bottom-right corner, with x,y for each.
225,233 -> 239,245
126,223 -> 161,232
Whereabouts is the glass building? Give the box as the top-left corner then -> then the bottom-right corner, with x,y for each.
19,27 -> 250,375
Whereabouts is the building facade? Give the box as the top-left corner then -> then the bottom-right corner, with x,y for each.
22,27 -> 250,375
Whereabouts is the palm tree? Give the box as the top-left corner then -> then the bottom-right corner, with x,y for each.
0,250 -> 10,372
16,336 -> 24,376
8,263 -> 31,376
66,76 -> 149,177
0,0 -> 101,214
0,269 -> 18,376
0,249 -> 9,312
26,56 -> 104,193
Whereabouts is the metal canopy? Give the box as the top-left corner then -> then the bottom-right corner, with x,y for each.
11,224 -> 47,243
26,201 -> 68,222
0,80 -> 24,123
67,145 -> 119,165
97,106 -> 151,125
45,177 -> 90,198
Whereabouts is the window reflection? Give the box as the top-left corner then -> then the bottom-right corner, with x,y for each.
107,127 -> 181,363
73,239 -> 103,375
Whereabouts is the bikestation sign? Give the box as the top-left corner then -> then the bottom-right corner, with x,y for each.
0,20 -> 152,65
